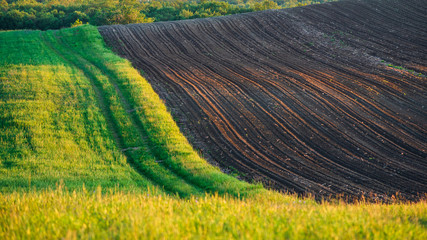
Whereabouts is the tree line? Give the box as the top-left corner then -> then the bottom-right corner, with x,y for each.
0,0 -> 336,30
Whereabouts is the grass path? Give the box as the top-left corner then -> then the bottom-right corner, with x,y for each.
54,25 -> 264,197
0,25 -> 262,196
0,30 -> 154,191
40,30 -> 203,197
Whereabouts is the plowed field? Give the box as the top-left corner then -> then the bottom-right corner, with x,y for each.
99,0 -> 427,200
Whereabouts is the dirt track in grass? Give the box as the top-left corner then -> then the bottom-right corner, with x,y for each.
99,0 -> 427,200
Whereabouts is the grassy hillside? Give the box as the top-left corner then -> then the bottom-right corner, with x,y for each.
0,25 -> 426,240
0,29 -> 155,192
0,25 -> 262,196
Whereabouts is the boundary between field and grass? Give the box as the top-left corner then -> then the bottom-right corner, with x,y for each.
40,25 -> 264,197
39,30 -> 204,197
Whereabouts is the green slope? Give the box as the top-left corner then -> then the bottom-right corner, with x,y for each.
0,25 -> 426,240
0,25 -> 263,196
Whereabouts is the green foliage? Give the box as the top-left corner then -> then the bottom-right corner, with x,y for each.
0,0 -> 337,30
70,18 -> 82,27
253,0 -> 280,11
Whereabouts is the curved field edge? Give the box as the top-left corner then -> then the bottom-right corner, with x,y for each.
0,188 -> 426,240
41,28 -> 204,197
65,25 -> 264,196
0,25 -> 263,196
99,0 -> 427,200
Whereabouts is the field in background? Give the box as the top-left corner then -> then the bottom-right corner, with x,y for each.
100,0 -> 427,200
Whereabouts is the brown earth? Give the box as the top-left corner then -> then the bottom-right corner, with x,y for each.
99,0 -> 427,201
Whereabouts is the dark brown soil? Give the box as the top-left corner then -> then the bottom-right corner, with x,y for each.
99,0 -> 427,201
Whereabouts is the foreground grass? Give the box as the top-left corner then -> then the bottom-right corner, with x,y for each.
1,188 -> 426,240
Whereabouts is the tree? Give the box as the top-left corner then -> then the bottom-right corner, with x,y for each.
253,0 -> 279,11
0,0 -> 8,12
71,18 -> 83,27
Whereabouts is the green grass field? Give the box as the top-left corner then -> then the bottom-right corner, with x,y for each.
0,25 -> 261,196
1,187 -> 426,239
0,28 -> 154,192
0,25 -> 426,239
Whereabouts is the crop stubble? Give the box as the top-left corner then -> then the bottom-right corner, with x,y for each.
99,0 -> 427,200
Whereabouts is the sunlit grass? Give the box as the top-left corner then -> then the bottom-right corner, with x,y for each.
0,187 -> 426,240
0,31 -> 153,192
0,25 -> 261,196
1,26 -> 426,240
50,25 -> 264,197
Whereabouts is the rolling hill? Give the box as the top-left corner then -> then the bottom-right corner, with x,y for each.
99,0 -> 427,200
1,1 -> 427,238
0,25 -> 262,196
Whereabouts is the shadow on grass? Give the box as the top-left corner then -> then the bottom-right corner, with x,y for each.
2,160 -> 16,169
419,218 -> 427,229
